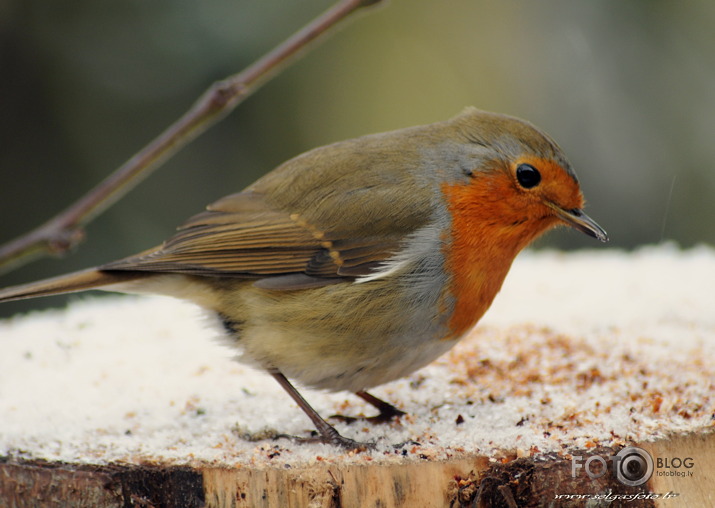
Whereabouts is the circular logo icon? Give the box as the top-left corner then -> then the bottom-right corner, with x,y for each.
615,446 -> 654,486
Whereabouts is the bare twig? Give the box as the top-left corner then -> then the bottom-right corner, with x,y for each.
0,0 -> 384,275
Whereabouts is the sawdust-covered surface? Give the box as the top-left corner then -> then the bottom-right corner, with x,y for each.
1,245 -> 713,468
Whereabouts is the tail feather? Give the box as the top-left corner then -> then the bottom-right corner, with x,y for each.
0,269 -> 146,303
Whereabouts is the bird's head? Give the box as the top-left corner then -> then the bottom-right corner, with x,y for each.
443,108 -> 608,247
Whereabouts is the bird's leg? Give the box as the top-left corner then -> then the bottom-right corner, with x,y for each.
269,370 -> 374,450
331,390 -> 406,424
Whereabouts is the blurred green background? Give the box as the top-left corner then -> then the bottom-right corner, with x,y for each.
1,0 -> 714,317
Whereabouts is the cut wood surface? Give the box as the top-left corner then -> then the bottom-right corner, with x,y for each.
1,432 -> 712,507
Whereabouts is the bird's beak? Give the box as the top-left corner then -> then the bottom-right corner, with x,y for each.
547,203 -> 609,242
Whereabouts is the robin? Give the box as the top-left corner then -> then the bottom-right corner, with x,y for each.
0,108 -> 607,449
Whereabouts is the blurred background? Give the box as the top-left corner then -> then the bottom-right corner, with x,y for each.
1,0 -> 714,317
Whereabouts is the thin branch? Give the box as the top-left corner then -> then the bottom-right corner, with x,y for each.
0,0 -> 384,275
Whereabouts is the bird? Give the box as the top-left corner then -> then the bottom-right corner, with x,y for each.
0,107 -> 607,449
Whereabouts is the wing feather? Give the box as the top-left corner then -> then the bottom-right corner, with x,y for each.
101,191 -> 402,282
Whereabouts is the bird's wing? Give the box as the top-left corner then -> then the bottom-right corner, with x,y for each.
101,191 -> 404,287
103,124 -> 441,289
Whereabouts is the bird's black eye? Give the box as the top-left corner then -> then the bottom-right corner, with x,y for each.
516,163 -> 541,189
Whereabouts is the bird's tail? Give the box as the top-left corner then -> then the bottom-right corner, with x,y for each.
0,268 -> 146,303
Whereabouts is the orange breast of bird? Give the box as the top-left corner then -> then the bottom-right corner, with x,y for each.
440,165 -> 558,339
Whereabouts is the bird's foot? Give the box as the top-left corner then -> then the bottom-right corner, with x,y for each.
276,429 -> 375,451
329,409 -> 405,425
331,390 -> 407,424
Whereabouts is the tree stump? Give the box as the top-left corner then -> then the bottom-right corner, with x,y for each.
1,432 -> 713,507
